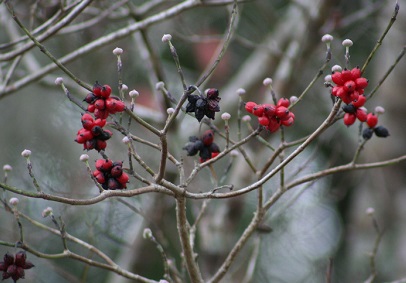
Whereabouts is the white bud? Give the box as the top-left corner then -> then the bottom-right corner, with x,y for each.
159,280 -> 169,283
230,150 -> 239,157
263,77 -> 273,86
236,88 -> 246,96
129,89 -> 139,98
321,34 -> 334,43
21,149 -> 32,158
143,228 -> 153,239
166,108 -> 175,115
121,84 -> 128,92
324,75 -> 332,82
331,65 -> 342,72
289,96 -> 298,104
366,207 -> 375,216
80,154 -> 89,162
122,136 -> 131,144
342,39 -> 353,47
162,34 -> 172,42
9,197 -> 19,206
3,164 -> 12,172
221,112 -> 231,121
374,106 -> 385,115
113,47 -> 123,56
359,106 -> 367,113
42,207 -> 53,218
54,77 -> 64,85
155,81 -> 165,90
242,115 -> 251,122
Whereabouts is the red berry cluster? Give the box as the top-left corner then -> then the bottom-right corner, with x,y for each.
93,159 -> 129,190
362,113 -> 389,139
245,98 -> 295,132
330,67 -> 369,126
75,113 -> 112,151
84,82 -> 126,119
183,130 -> 220,163
0,251 -> 34,282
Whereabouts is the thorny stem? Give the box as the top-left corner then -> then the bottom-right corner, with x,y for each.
361,1 -> 399,73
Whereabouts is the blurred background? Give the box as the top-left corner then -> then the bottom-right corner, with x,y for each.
0,0 -> 405,282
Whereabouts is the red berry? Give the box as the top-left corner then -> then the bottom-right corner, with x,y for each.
79,129 -> 93,141
277,98 -> 290,108
107,178 -> 121,190
281,116 -> 294,126
100,85 -> 112,98
245,102 -> 257,113
343,113 -> 356,126
84,92 -> 97,104
275,106 -> 289,119
94,108 -> 109,119
366,113 -> 378,128
356,108 -> 367,122
263,104 -> 276,116
349,91 -> 360,102
331,86 -> 340,97
105,97 -> 117,112
93,170 -> 106,184
343,80 -> 355,92
75,134 -> 87,144
258,116 -> 270,126
267,118 -> 280,133
355,77 -> 368,89
201,130 -> 214,146
350,67 -> 361,80
93,82 -> 103,97
352,95 -> 366,108
87,104 -> 96,113
96,140 -> 107,151
116,173 -> 129,187
95,159 -> 113,172
252,105 -> 264,117
341,69 -> 352,82
332,72 -> 344,85
111,165 -> 123,177
113,100 -> 126,112
93,118 -> 106,128
94,99 -> 106,110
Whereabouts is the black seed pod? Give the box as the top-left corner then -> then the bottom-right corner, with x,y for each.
374,126 -> 390,138
362,128 -> 374,140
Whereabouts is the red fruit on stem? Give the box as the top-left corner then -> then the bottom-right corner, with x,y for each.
258,116 -> 270,126
87,104 -> 96,113
245,102 -> 257,113
79,129 -> 93,141
267,118 -> 280,133
96,140 -> 107,151
93,170 -> 106,184
95,159 -> 113,172
349,91 -> 360,102
341,69 -> 352,81
275,106 -> 289,119
111,165 -> 123,177
105,98 -> 117,112
355,77 -> 368,89
350,67 -> 361,80
263,104 -> 276,116
252,105 -> 264,117
94,118 -> 106,128
332,72 -> 344,85
101,85 -> 112,98
343,80 -> 355,92
116,173 -> 129,186
366,113 -> 378,128
94,99 -> 106,110
107,178 -> 120,190
343,113 -> 356,126
113,100 -> 126,112
356,108 -> 367,122
277,98 -> 290,108
281,116 -> 294,126
201,130 -> 214,146
93,82 -> 103,97
352,95 -> 366,108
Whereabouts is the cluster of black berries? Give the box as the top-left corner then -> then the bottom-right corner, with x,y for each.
183,130 -> 220,162
186,88 -> 221,122
93,159 -> 129,190
0,251 -> 34,282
